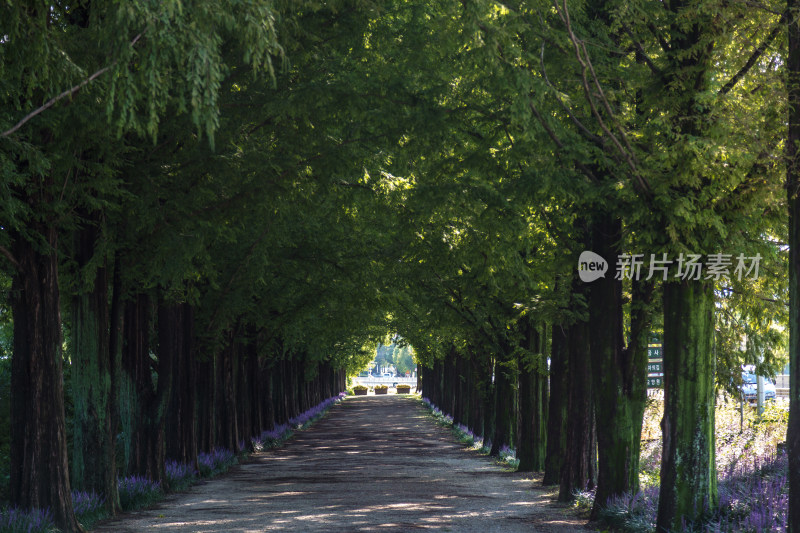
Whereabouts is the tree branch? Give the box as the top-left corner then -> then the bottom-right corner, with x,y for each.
527,100 -> 598,183
554,0 -> 651,195
0,245 -> 20,272
1,32 -> 143,138
621,23 -> 662,77
539,42 -> 605,147
719,10 -> 786,96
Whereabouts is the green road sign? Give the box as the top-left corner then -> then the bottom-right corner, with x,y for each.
647,354 -> 663,389
648,346 -> 662,359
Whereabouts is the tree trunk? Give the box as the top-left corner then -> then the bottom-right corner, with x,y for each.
656,280 -> 717,531
260,358 -> 275,433
543,322 -> 568,485
166,304 -> 197,466
490,351 -> 515,456
237,337 -> 255,448
559,318 -> 594,502
107,253 -> 123,511
119,293 -> 173,485
468,354 -> 483,437
70,222 -> 117,515
196,349 -> 217,453
532,326 -> 548,471
517,321 -> 546,472
480,357 -> 495,444
787,1 -> 800,529
217,334 -> 239,452
10,229 -> 84,532
589,216 -> 649,518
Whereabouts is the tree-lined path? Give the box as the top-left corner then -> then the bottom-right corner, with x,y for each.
94,396 -> 586,533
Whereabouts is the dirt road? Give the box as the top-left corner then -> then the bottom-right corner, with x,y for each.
95,395 -> 591,532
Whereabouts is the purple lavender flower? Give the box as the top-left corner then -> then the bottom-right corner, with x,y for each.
165,459 -> 198,490
72,490 -> 105,516
198,448 -> 237,477
288,395 -> 341,428
117,475 -> 162,511
0,507 -> 54,532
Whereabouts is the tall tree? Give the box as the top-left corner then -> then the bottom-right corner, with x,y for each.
787,0 -> 800,529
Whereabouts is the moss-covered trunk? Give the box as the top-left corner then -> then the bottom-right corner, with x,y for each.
589,216 -> 650,518
70,222 -> 118,514
9,228 -> 83,532
656,280 -> 717,530
517,321 -> 547,472
532,327 -> 548,470
119,293 -> 173,485
787,1 -> 800,529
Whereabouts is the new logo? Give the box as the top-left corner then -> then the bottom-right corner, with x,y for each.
578,251 -> 608,282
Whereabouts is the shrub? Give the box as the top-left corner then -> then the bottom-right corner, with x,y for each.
353,385 -> 368,392
118,475 -> 162,511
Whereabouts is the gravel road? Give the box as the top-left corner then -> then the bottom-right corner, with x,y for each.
94,395 -> 593,532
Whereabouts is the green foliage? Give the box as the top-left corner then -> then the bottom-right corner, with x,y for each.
0,2 -> 794,528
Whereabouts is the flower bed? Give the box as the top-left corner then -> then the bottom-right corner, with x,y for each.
374,385 -> 388,395
354,385 -> 368,395
396,384 -> 411,394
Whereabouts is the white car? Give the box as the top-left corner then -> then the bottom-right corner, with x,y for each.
740,372 -> 776,402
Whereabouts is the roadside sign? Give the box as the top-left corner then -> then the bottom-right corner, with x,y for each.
648,346 -> 662,359
647,341 -> 663,389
